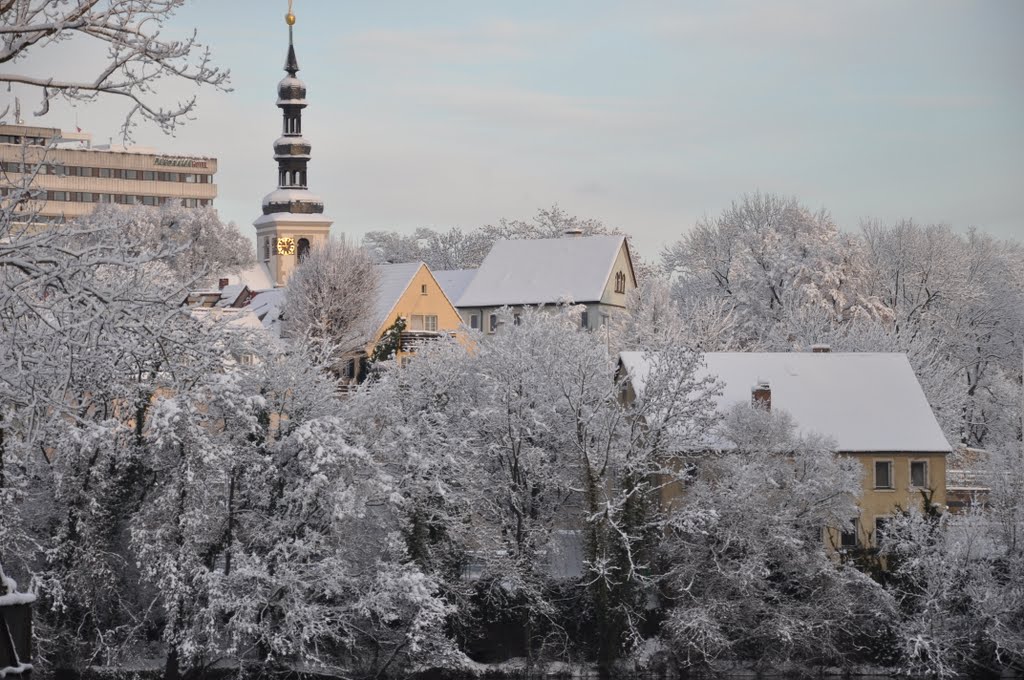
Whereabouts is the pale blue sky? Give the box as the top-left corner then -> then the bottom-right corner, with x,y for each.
10,1 -> 1024,258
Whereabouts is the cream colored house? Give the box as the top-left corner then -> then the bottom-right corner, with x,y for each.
618,349 -> 952,549
444,233 -> 637,333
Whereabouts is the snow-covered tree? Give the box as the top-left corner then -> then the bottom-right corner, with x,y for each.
364,205 -> 622,270
663,193 -> 887,347
346,308 -> 720,669
71,203 -> 253,287
1,0 -> 230,137
284,237 -> 379,367
659,403 -> 892,671
880,445 -> 1024,678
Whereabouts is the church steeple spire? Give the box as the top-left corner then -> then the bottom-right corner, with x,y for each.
254,2 -> 333,288
261,2 -> 322,216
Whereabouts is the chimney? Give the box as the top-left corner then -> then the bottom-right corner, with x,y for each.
218,278 -> 229,290
564,227 -> 584,238
811,344 -> 831,353
752,380 -> 771,411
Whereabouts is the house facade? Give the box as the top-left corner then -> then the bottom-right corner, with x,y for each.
445,233 -> 637,333
618,349 -> 952,549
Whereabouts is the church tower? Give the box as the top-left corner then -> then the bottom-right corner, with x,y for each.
254,5 -> 332,287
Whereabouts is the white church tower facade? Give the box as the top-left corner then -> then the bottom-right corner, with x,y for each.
254,7 -> 332,287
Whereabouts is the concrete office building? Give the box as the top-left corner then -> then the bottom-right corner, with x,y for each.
0,123 -> 217,223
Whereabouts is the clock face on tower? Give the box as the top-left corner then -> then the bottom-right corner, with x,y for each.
276,237 -> 297,256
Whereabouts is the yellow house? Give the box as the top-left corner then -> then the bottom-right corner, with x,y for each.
617,349 -> 951,549
363,261 -> 465,362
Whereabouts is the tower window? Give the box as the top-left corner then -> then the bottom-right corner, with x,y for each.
297,238 -> 310,262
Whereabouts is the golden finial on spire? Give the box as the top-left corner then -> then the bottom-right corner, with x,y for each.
285,0 -> 296,26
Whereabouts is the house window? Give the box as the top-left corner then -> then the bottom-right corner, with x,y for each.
874,461 -> 893,489
874,517 -> 891,545
409,315 -> 438,332
513,313 -> 521,326
615,270 -> 626,294
470,314 -> 479,330
420,284 -> 428,295
600,313 -> 609,327
580,311 -> 589,329
489,314 -> 498,333
840,521 -> 858,549
910,461 -> 928,488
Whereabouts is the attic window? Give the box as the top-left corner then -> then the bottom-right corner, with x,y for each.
615,270 -> 626,294
421,284 -> 428,295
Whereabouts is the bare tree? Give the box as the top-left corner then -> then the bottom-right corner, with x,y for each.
285,237 -> 380,367
0,0 -> 230,137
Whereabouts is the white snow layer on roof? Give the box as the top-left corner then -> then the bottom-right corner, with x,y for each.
619,352 -> 950,453
372,262 -> 423,331
457,235 -> 626,307
248,288 -> 286,337
235,262 -> 275,291
433,269 -> 477,305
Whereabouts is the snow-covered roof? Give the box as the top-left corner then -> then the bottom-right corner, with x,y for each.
190,306 -> 264,330
457,235 -> 628,307
619,351 -> 951,454
433,268 -> 477,305
253,211 -> 333,227
372,262 -> 423,331
248,288 -> 286,337
260,188 -> 324,208
215,284 -> 247,307
235,262 -> 275,291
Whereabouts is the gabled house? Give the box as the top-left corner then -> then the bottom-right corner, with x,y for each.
235,261 -> 464,386
364,261 -> 464,359
448,233 -> 637,333
618,348 -> 952,549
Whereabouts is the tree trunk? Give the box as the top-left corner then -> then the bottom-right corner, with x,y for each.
165,644 -> 180,680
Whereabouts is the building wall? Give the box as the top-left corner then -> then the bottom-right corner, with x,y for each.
458,301 -> 627,334
367,265 -> 464,359
0,124 -> 217,222
598,241 -> 637,307
255,220 -> 332,287
840,451 -> 948,547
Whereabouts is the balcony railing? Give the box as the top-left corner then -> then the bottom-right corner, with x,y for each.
400,330 -> 445,353
947,469 -> 990,490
